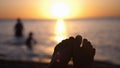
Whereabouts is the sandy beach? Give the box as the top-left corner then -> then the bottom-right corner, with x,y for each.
0,59 -> 120,68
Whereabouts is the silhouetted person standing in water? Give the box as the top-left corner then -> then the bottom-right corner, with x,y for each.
14,18 -> 24,37
25,32 -> 36,50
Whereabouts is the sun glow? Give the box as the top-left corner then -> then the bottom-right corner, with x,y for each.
51,2 -> 69,18
54,19 -> 67,42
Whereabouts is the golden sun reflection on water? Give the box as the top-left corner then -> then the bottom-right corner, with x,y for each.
54,19 -> 67,43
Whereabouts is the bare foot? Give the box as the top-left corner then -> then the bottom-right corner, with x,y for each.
73,35 -> 96,68
49,38 -> 73,68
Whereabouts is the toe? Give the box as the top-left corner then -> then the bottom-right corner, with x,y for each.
83,39 -> 93,49
75,35 -> 82,48
82,39 -> 88,48
87,41 -> 93,48
92,48 -> 96,56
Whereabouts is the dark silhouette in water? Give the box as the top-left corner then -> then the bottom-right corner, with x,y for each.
49,35 -> 96,68
25,32 -> 36,50
14,18 -> 24,37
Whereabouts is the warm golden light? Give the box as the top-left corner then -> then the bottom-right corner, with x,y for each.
51,2 -> 69,18
54,19 -> 67,42
0,0 -> 120,19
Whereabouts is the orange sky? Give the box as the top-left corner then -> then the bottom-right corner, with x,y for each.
0,0 -> 120,19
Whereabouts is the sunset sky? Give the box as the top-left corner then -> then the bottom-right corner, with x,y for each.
0,0 -> 120,19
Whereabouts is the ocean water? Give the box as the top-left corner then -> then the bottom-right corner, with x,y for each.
0,19 -> 120,64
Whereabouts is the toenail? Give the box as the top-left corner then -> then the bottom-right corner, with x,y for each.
57,52 -> 60,55
56,59 -> 60,63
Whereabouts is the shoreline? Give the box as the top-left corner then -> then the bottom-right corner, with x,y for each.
0,59 -> 120,68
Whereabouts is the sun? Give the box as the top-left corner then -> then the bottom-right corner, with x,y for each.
51,2 -> 69,18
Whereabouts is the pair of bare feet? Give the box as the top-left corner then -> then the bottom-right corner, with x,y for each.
49,35 -> 96,68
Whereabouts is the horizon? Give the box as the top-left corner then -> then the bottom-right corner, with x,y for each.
0,17 -> 120,21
